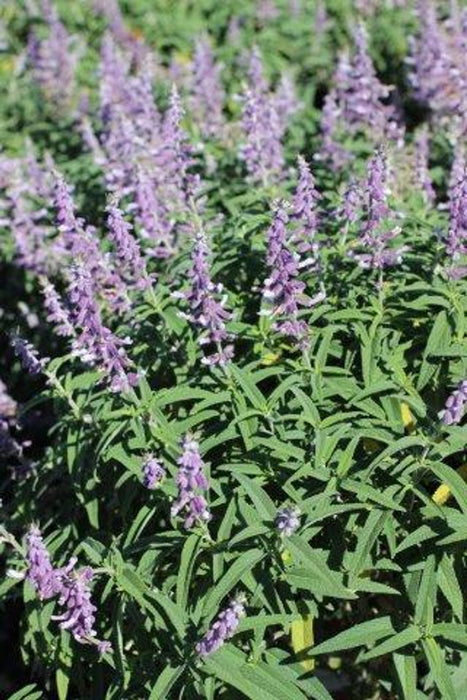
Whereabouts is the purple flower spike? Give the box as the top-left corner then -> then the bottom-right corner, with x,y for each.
68,263 -> 138,392
408,2 -> 454,119
276,505 -> 301,537
414,127 -> 435,205
132,166 -> 174,259
196,594 -> 246,657
351,150 -> 407,272
317,89 -> 350,171
239,49 -> 284,185
324,24 -> 402,150
27,11 -> 79,110
142,456 -> 165,490
178,227 -> 234,366
11,335 -> 47,376
53,560 -> 111,653
25,525 -> 60,600
292,156 -> 321,267
157,84 -> 200,209
440,380 -> 467,425
171,435 -> 211,530
41,279 -> 75,337
263,203 -> 323,346
191,38 -> 225,138
340,177 -> 361,225
446,159 -> 467,277
273,73 -> 302,134
106,202 -> 150,289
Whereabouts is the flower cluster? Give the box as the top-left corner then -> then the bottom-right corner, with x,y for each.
196,594 -> 246,657
25,525 -> 60,600
24,527 -> 110,653
262,202 -> 324,346
27,6 -> 79,109
276,506 -> 301,537
190,38 -> 225,138
68,262 -> 138,393
319,24 -> 402,165
292,156 -> 321,268
239,49 -> 284,185
440,380 -> 467,425
408,2 -> 467,133
171,436 -> 211,530
11,335 -> 47,376
446,158 -> 467,279
350,150 -> 407,272
142,456 -> 166,490
41,278 -> 75,338
177,227 -> 234,366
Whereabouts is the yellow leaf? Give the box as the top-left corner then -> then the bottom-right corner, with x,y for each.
261,352 -> 282,366
291,613 -> 315,672
281,549 -> 292,565
432,463 -> 467,505
400,402 -> 415,433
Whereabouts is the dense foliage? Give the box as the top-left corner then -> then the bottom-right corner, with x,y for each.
1,0 -> 467,698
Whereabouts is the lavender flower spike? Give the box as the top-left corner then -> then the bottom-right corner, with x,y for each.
41,278 -> 75,337
191,38 -> 225,138
106,201 -> 150,289
351,149 -> 407,271
179,227 -> 234,366
142,456 -> 166,490
53,560 -> 111,653
276,505 -> 301,537
446,162 -> 467,276
414,127 -> 435,205
196,594 -> 247,657
11,335 -> 47,376
440,380 -> 467,425
292,155 -> 321,267
263,202 -> 323,346
25,525 -> 60,600
171,435 -> 211,530
68,262 -> 138,392
239,49 -> 284,185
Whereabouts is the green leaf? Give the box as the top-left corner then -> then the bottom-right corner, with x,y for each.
230,365 -> 267,411
393,652 -> 417,700
8,686 -> 43,700
359,626 -> 420,661
286,536 -> 355,599
203,646 -> 308,700
55,633 -> 72,700
414,555 -> 436,628
432,623 -> 467,648
202,549 -> 264,621
350,510 -> 390,578
438,556 -> 463,621
234,473 -> 276,519
421,637 -> 457,700
149,665 -> 184,700
310,617 -> 395,655
417,311 -> 450,390
176,534 -> 201,613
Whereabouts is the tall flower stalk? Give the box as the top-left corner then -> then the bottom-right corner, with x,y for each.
239,49 -> 284,185
350,149 -> 407,277
177,226 -> 234,366
262,202 -> 324,347
171,436 -> 211,530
